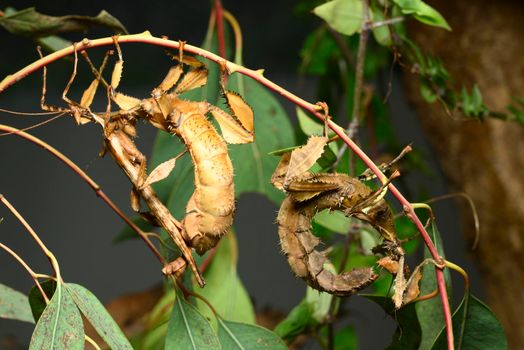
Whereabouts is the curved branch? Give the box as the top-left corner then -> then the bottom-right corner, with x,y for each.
0,33 -> 453,346
0,125 -> 164,265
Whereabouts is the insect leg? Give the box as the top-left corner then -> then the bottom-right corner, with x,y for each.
37,47 -> 67,114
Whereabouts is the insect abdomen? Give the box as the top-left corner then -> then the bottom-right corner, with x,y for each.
178,112 -> 235,254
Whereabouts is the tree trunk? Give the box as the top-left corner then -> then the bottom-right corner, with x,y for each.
402,1 -> 524,347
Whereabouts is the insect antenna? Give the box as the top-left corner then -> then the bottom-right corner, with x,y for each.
0,113 -> 66,137
0,108 -> 64,116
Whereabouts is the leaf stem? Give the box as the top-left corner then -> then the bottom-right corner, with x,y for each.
445,260 -> 470,291
0,33 -> 454,348
0,241 -> 49,303
85,335 -> 101,350
223,10 -> 245,94
0,194 -> 62,282
425,192 -> 480,250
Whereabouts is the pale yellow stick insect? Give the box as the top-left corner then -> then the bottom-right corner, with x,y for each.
37,38 -> 254,286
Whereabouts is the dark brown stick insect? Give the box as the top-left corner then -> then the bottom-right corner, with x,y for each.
36,37 -> 254,286
271,136 -> 414,297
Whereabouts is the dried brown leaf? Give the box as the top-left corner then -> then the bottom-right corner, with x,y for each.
80,78 -> 99,108
285,177 -> 340,202
157,66 -> 183,94
271,152 -> 291,191
111,60 -> 123,90
224,91 -> 254,133
175,67 -> 208,94
113,92 -> 141,111
210,107 -> 254,144
140,157 -> 178,189
403,266 -> 423,305
377,256 -> 400,274
393,255 -> 406,309
284,136 -> 327,185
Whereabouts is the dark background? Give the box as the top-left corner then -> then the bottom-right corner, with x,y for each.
0,1 -> 482,349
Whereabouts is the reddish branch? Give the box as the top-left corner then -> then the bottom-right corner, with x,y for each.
0,34 -> 453,348
214,0 -> 227,59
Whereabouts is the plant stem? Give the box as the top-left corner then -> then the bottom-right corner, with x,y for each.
446,260 -> 470,291
0,241 -> 49,303
425,192 -> 480,249
0,194 -> 62,282
214,0 -> 226,59
332,0 -> 370,173
0,33 -> 454,348
0,124 -> 165,265
369,17 -> 404,29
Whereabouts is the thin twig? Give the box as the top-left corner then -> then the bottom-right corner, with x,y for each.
0,125 -> 165,265
0,33 -> 454,347
0,241 -> 49,303
332,0 -> 370,173
350,0 -> 370,134
425,192 -> 480,250
0,194 -> 61,280
214,0 -> 226,59
369,17 -> 404,29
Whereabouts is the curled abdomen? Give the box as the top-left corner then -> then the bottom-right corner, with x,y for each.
277,195 -> 378,296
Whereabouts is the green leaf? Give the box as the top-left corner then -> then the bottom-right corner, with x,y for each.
371,5 -> 393,46
217,319 -> 287,349
334,325 -> 358,350
194,232 -> 255,327
416,220 -> 452,350
227,75 -> 294,204
363,295 -> 421,349
313,0 -> 365,36
0,283 -> 34,323
460,85 -> 488,119
313,209 -> 352,234
273,286 -> 334,341
305,286 -> 333,322
393,0 -> 451,30
139,288 -> 176,349
0,7 -> 128,38
65,283 -> 133,349
28,280 -> 57,323
274,300 -> 317,341
165,292 -> 221,350
36,36 -> 72,53
29,283 -> 84,350
431,294 -> 507,349
420,80 -> 439,103
299,27 -> 339,75
297,107 -> 324,136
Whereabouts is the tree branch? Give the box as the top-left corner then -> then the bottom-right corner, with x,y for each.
0,33 -> 453,346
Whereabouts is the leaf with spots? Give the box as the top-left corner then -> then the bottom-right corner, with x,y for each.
0,283 -> 34,323
29,283 -> 84,350
65,283 -> 132,350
